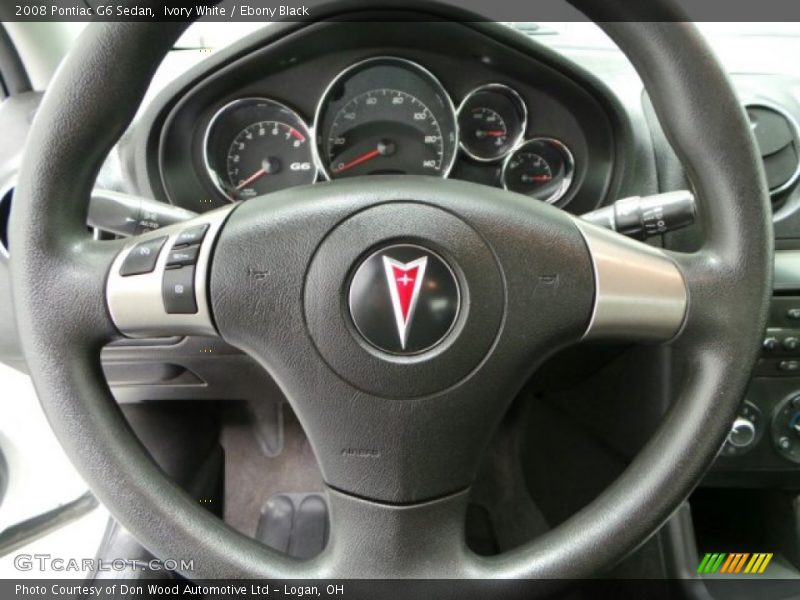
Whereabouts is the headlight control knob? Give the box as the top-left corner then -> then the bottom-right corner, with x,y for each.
728,417 -> 756,448
721,400 -> 762,457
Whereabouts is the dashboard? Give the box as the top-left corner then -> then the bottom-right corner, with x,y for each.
151,20 -> 624,216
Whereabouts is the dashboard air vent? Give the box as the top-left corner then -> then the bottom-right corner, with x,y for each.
745,104 -> 800,197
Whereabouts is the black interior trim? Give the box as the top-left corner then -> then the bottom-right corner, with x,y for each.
0,25 -> 31,97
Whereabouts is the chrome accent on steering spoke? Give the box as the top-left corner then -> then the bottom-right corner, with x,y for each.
574,219 -> 688,342
106,205 -> 235,338
774,250 -> 800,291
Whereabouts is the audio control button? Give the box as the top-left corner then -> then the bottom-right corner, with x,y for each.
119,236 -> 167,276
174,224 -> 209,248
166,244 -> 200,267
163,266 -> 197,314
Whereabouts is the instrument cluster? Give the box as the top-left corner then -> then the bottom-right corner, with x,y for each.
203,56 -> 576,206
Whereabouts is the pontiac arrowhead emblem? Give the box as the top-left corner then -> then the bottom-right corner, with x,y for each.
382,256 -> 428,349
348,244 -> 460,354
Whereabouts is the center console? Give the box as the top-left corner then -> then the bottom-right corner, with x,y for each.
712,257 -> 800,480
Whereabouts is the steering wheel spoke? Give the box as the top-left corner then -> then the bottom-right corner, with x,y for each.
573,219 -> 689,343
321,487 -> 474,577
27,236 -> 125,348
106,206 -> 233,338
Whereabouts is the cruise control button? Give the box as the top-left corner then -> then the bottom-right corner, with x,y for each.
174,224 -> 209,248
162,266 -> 197,314
779,360 -> 800,372
119,236 -> 167,276
166,244 -> 200,267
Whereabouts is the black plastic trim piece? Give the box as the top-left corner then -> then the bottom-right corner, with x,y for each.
0,25 -> 31,97
0,491 -> 98,557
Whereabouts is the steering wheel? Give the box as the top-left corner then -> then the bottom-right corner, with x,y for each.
10,0 -> 772,584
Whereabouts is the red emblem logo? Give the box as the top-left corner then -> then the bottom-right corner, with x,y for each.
382,256 -> 428,350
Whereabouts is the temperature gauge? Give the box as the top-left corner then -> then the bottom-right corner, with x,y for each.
457,84 -> 526,162
502,138 -> 574,204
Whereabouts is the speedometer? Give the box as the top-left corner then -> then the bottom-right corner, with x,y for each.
315,57 -> 458,180
326,90 -> 446,177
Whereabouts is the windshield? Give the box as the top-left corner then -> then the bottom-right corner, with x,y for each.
52,20 -> 800,83
173,21 -> 800,50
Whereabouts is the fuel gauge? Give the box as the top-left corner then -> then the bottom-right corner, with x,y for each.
502,138 -> 575,204
457,84 -> 526,162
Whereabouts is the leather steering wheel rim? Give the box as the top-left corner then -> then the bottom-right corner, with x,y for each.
10,1 -> 772,583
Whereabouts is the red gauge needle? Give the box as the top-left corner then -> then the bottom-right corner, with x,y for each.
228,158 -> 284,201
228,163 -> 272,201
523,175 -> 552,183
333,148 -> 382,174
235,168 -> 267,190
482,130 -> 507,138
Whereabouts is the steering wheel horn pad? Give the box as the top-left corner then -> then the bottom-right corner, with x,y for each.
302,198 -> 505,398
206,177 -> 595,504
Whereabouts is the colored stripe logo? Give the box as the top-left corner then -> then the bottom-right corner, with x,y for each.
697,552 -> 773,574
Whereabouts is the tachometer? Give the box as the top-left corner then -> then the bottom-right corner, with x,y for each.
204,98 -> 316,201
315,57 -> 458,180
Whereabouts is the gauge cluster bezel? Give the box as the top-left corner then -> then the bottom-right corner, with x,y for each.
200,58 -> 578,206
154,20 -> 622,216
